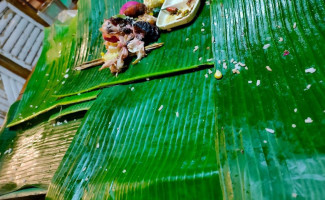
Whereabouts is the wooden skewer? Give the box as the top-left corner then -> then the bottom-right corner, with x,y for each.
74,43 -> 164,71
74,59 -> 104,71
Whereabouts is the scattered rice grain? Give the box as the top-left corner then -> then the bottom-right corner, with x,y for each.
238,62 -> 246,67
223,62 -> 227,69
305,117 -> 313,123
304,84 -> 311,91
305,67 -> 316,73
263,44 -> 271,49
265,128 -> 275,134
193,46 -> 199,52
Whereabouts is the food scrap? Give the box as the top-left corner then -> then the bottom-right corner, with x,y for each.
304,84 -> 311,91
223,62 -> 227,69
158,105 -> 164,111
263,44 -> 271,49
193,45 -> 199,52
214,70 -> 223,79
305,67 -> 316,73
305,117 -> 313,123
265,128 -> 275,134
100,2 -> 160,73
165,7 -> 179,15
232,69 -> 240,74
144,0 -> 165,10
283,50 -> 290,56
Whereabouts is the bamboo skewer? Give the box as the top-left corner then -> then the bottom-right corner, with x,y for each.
74,59 -> 104,71
74,43 -> 164,71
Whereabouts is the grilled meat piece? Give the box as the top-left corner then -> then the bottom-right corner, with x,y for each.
133,21 -> 160,43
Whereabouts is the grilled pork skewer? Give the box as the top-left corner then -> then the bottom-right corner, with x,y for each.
74,42 -> 164,71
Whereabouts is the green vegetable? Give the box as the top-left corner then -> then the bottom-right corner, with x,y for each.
152,7 -> 161,17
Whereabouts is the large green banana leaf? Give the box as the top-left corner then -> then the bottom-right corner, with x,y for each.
0,101 -> 83,195
54,0 -> 213,97
211,0 -> 325,199
46,69 -> 222,199
1,0 -> 325,199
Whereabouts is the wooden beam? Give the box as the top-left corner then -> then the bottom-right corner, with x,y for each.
0,54 -> 31,79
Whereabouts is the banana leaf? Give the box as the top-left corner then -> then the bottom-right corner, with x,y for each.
8,90 -> 101,127
54,0 -> 214,97
211,0 -> 325,199
46,69 -> 222,199
0,101 -> 82,195
48,100 -> 95,121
